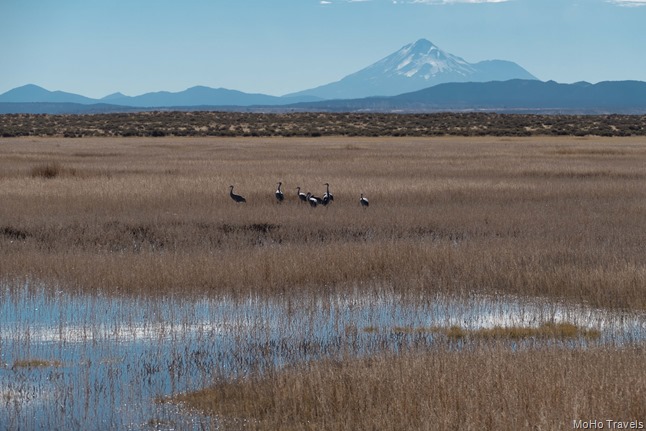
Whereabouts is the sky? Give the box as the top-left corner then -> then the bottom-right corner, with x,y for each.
2,0 -> 646,98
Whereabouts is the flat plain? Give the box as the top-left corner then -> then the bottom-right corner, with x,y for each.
1,134 -> 645,430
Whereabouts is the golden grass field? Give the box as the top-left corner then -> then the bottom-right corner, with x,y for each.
1,135 -> 645,429
1,135 -> 644,307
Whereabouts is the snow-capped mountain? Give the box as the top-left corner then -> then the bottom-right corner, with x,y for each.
372,38 -> 476,80
286,39 -> 537,99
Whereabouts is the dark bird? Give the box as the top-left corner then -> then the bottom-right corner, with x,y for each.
296,186 -> 307,203
323,183 -> 334,203
306,192 -> 318,208
275,182 -> 284,203
229,185 -> 246,203
360,193 -> 369,207
310,193 -> 324,205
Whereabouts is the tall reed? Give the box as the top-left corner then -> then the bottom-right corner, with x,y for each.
1,136 -> 645,309
175,346 -> 646,431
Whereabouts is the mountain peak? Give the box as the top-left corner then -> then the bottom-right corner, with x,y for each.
2,84 -> 50,99
101,92 -> 128,100
0,84 -> 96,104
286,38 -> 537,99
380,39 -> 473,82
408,38 -> 438,54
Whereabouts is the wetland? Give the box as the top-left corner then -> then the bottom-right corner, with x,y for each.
1,134 -> 645,429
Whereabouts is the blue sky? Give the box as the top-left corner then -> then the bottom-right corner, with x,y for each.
2,0 -> 645,98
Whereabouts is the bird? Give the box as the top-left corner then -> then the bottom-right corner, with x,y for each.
323,183 -> 334,203
229,185 -> 246,203
305,192 -> 318,208
310,193 -> 324,205
296,187 -> 307,203
275,182 -> 284,203
359,193 -> 369,207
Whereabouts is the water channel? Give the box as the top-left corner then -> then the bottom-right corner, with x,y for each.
1,282 -> 644,430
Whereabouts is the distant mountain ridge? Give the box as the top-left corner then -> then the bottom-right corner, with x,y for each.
2,80 -> 646,115
286,39 -> 537,99
2,38 -> 646,114
0,84 -> 320,108
0,38 -> 536,107
0,84 -> 98,105
288,79 -> 646,114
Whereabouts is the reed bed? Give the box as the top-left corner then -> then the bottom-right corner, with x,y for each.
1,136 -> 645,310
174,346 -> 646,431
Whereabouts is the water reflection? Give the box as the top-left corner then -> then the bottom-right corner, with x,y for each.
1,283 -> 644,430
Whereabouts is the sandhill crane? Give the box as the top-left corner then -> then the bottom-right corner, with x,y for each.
360,193 -> 369,207
323,183 -> 334,203
310,193 -> 324,205
296,187 -> 307,203
229,185 -> 246,203
305,192 -> 318,208
275,182 -> 284,203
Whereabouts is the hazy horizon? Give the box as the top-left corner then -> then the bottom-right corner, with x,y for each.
2,0 -> 645,99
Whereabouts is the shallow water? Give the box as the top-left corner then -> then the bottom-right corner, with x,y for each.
1,283 -> 644,430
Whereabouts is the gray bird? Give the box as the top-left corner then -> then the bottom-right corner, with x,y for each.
275,182 -> 284,203
296,187 -> 307,203
323,183 -> 334,204
306,192 -> 318,208
359,193 -> 369,207
229,185 -> 246,203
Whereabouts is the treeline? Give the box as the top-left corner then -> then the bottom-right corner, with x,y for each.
1,111 -> 645,138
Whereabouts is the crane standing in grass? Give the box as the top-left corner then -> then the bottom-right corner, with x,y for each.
275,182 -> 284,203
229,185 -> 246,203
309,193 -> 324,205
322,183 -> 334,205
296,187 -> 307,203
306,192 -> 318,208
360,193 -> 369,207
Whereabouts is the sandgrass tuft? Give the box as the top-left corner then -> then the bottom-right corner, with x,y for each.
444,322 -> 601,340
30,162 -> 79,179
12,359 -> 62,369
380,322 -> 600,341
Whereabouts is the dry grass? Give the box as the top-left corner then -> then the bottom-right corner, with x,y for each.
11,358 -> 62,369
173,346 -> 646,431
387,322 -> 601,340
2,135 -> 645,429
1,136 -> 645,309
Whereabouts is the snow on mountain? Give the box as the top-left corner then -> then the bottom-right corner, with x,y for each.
286,39 -> 537,100
0,39 -> 537,109
369,39 -> 475,80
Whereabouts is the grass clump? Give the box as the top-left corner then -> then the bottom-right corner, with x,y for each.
446,322 -> 600,340
12,359 -> 62,369
30,162 -> 78,179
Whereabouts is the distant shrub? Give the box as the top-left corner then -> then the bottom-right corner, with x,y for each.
30,162 -> 78,179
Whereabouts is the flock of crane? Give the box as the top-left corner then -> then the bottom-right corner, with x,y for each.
228,183 -> 369,207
